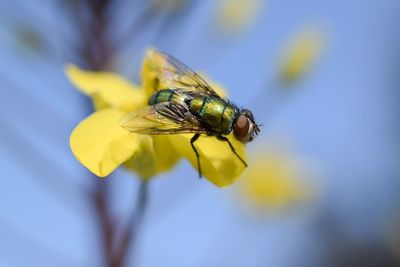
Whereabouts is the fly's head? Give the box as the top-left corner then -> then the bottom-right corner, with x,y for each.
233,109 -> 260,143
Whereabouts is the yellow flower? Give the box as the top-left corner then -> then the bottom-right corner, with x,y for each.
216,0 -> 262,34
67,48 -> 247,186
67,64 -> 175,180
238,145 -> 317,211
279,25 -> 326,83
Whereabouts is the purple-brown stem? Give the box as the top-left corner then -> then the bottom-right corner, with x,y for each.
93,181 -> 114,266
68,0 -> 148,266
112,181 -> 149,267
73,0 -> 116,265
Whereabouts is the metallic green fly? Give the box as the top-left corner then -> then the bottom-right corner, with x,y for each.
121,50 -> 260,177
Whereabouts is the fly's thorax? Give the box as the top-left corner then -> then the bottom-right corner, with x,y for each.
221,104 -> 236,133
189,96 -> 236,134
188,96 -> 205,113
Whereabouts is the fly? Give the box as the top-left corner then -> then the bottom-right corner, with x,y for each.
121,49 -> 260,177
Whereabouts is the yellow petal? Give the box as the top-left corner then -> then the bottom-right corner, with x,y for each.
168,134 -> 246,187
65,64 -> 146,112
141,48 -> 227,98
123,135 -> 180,180
152,135 -> 181,171
141,48 -> 167,96
91,86 -> 146,112
70,108 -> 139,177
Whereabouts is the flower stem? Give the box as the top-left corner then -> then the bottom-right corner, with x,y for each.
113,180 -> 149,267
93,181 -> 114,267
66,1 -> 150,266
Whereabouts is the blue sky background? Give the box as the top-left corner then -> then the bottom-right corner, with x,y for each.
0,0 -> 399,266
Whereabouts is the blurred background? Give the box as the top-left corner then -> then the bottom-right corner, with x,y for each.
0,0 -> 399,266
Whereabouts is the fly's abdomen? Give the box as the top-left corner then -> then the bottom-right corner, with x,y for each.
148,89 -> 186,106
189,96 -> 236,134
148,89 -> 174,105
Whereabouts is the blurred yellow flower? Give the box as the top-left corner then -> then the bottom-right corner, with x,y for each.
216,0 -> 262,33
238,145 -> 316,211
279,26 -> 326,83
66,48 -> 247,186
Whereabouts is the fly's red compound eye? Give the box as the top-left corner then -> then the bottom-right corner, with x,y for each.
233,114 -> 251,143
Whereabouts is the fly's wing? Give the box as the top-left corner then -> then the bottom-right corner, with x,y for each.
120,102 -> 206,135
149,49 -> 221,98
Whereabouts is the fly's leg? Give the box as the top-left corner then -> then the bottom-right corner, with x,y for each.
216,135 -> 248,167
190,133 -> 202,178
